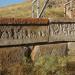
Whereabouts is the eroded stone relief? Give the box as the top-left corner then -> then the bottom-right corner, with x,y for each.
50,24 -> 75,36
0,26 -> 48,46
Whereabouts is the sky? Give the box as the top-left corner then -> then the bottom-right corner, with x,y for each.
0,0 -> 26,7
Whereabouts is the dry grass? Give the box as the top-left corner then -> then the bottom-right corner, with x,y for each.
0,47 -> 68,75
46,7 -> 64,19
0,1 -> 67,19
0,2 -> 32,18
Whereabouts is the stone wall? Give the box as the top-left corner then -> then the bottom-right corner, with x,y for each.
0,18 -> 75,46
0,18 -> 75,75
0,42 -> 75,75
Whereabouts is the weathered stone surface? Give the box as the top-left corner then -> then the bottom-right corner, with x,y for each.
8,64 -> 23,75
0,26 -> 48,46
49,23 -> 75,42
31,46 -> 40,61
0,47 -> 32,75
0,19 -> 75,46
1,64 -> 23,75
0,47 -> 24,68
0,47 -> 30,69
68,42 -> 75,51
31,43 -> 67,61
68,42 -> 75,55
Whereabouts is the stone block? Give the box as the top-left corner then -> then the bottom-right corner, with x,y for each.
49,23 -> 75,42
0,25 -> 48,46
31,43 -> 67,61
1,64 -> 23,75
68,42 -> 75,51
0,47 -> 29,70
0,47 -> 32,75
68,42 -> 75,55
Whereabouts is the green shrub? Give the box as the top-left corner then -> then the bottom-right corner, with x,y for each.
33,56 -> 68,75
22,55 -> 68,75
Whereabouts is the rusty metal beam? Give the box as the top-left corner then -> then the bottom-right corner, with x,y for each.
0,18 -> 49,25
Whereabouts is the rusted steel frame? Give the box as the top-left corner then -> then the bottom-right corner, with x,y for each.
0,18 -> 49,25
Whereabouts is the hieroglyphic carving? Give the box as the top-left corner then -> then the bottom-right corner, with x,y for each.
0,26 -> 48,46
1,22 -> 75,45
51,24 -> 75,36
49,23 -> 75,42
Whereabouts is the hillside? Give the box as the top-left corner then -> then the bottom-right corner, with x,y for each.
0,0 -> 70,20
0,1 -> 32,18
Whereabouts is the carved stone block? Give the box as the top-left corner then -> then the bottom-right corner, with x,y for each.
0,25 -> 48,46
49,23 -> 75,42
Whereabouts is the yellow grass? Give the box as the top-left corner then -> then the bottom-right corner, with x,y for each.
0,1 -> 66,19
46,7 -> 64,19
0,2 -> 32,18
